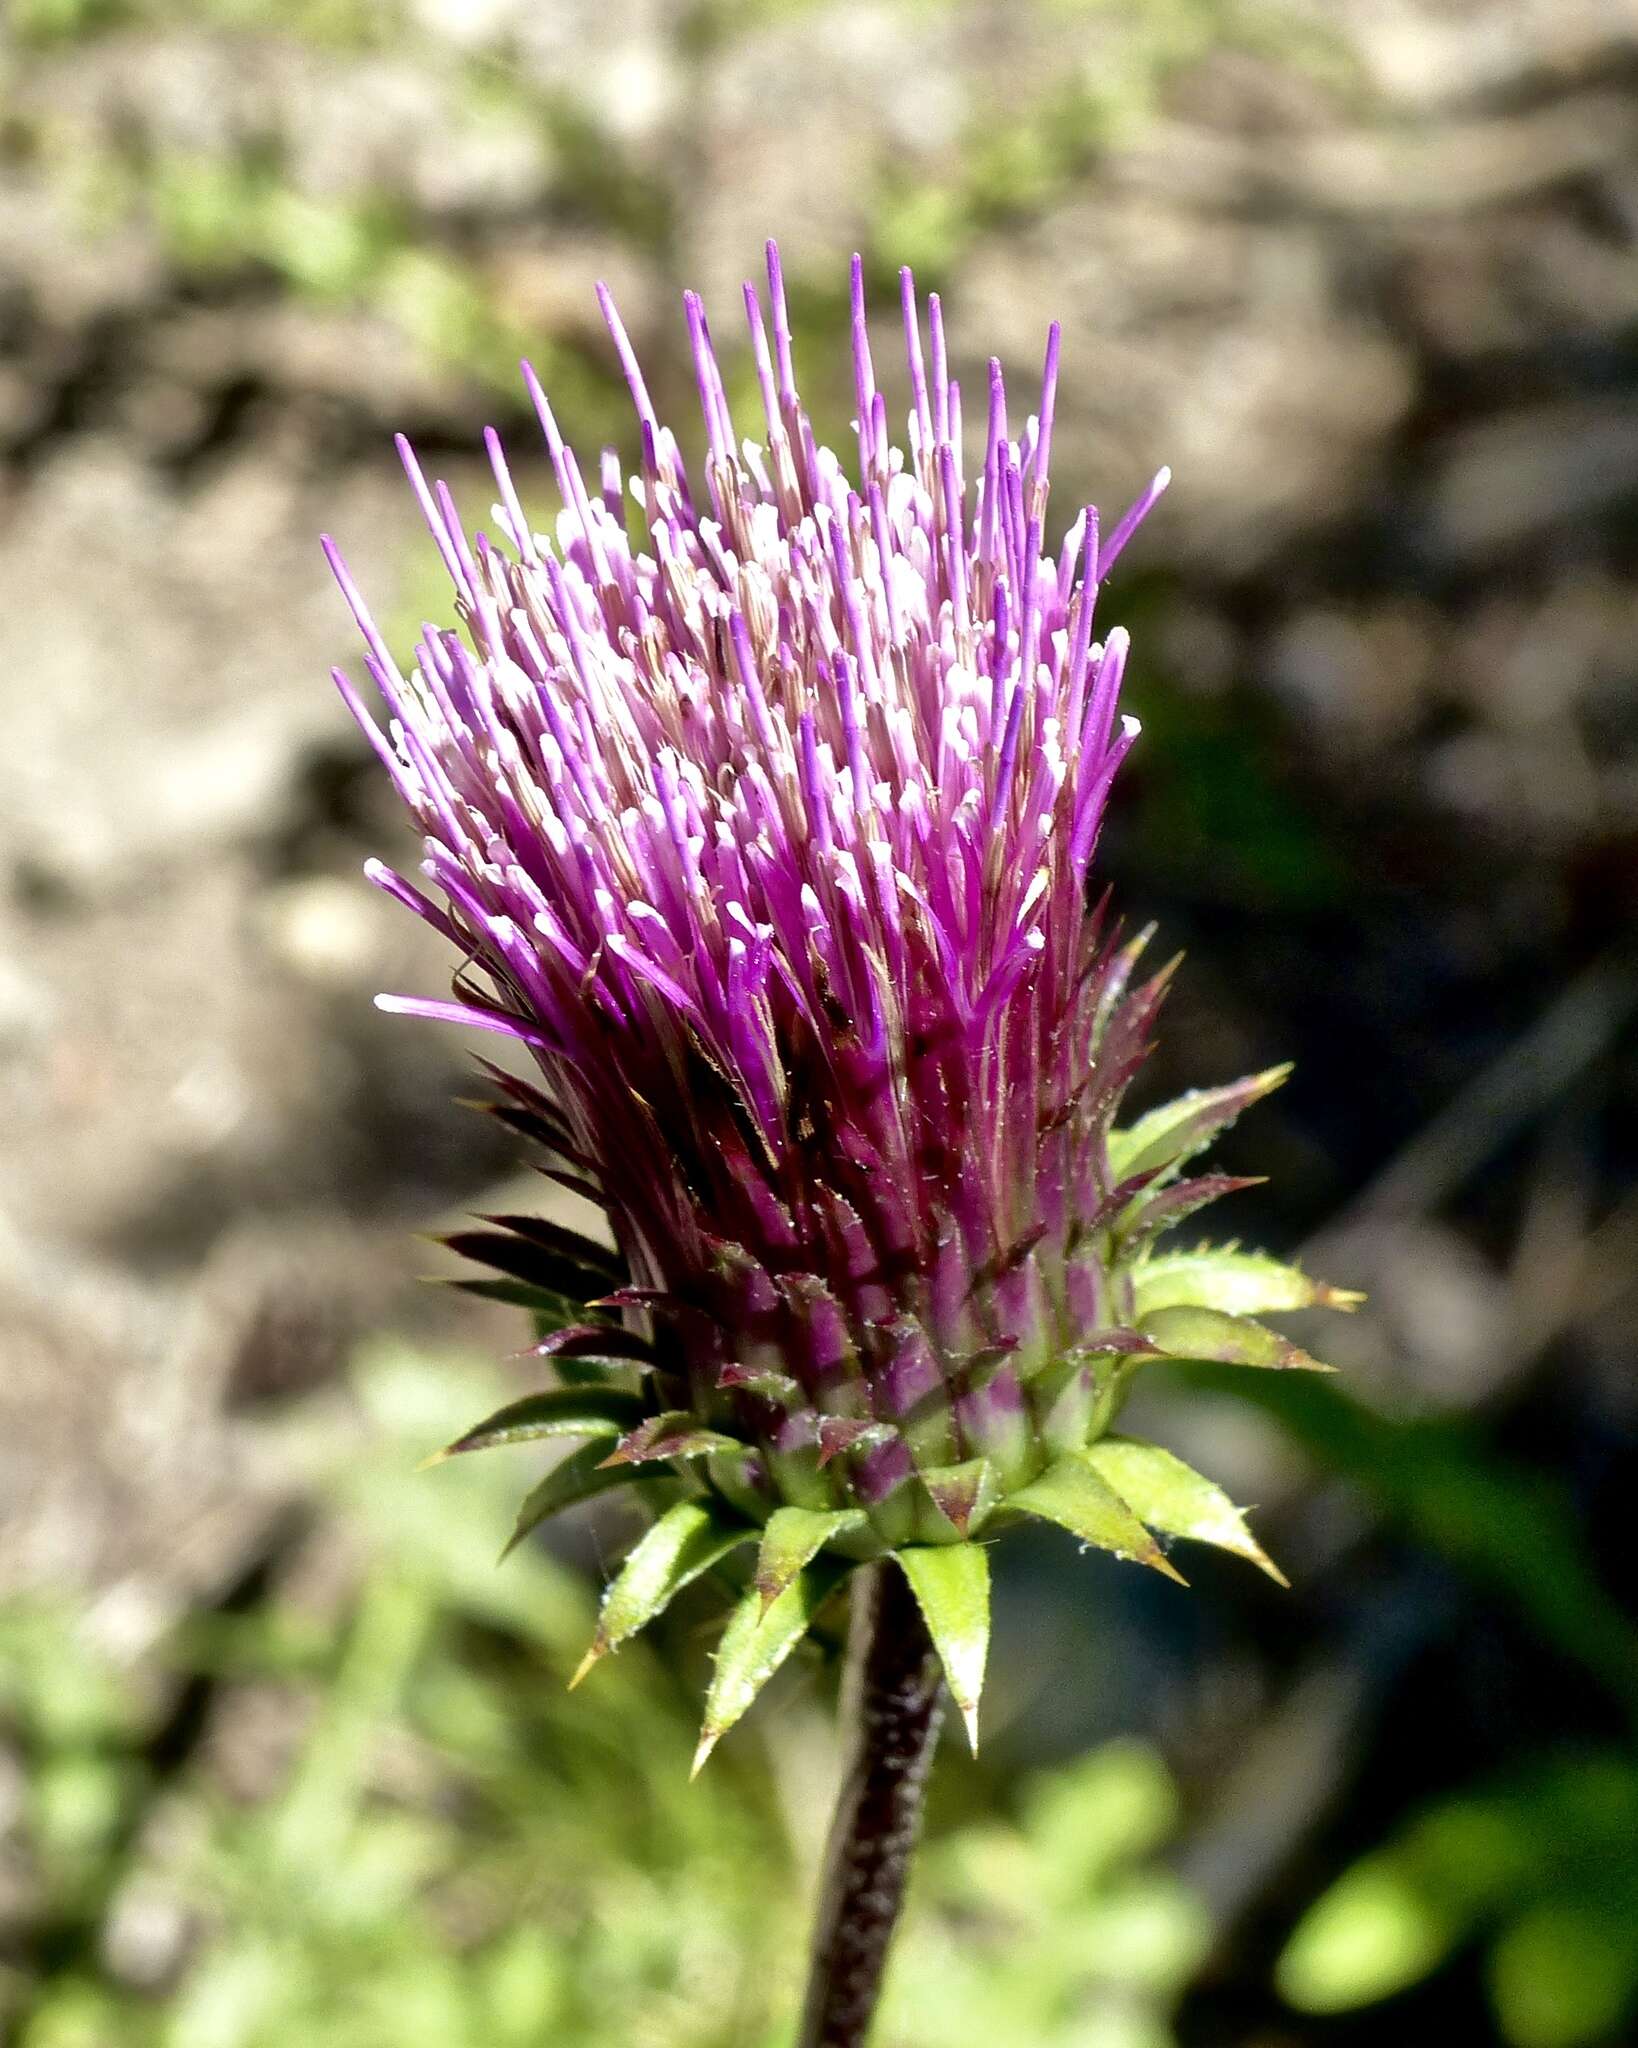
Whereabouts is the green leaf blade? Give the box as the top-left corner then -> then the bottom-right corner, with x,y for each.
1084,1438 -> 1287,1586
694,1561 -> 849,1774
601,1412 -> 749,1468
916,1457 -> 1000,1540
441,1224 -> 616,1303
1010,1456 -> 1185,1584
754,1507 -> 865,1611
499,1441 -> 657,1560
1117,1173 -> 1263,1253
574,1499 -> 756,1686
1107,1066 -> 1289,1185
1134,1247 -> 1363,1320
1139,1304 -> 1332,1372
425,1385 -> 645,1465
896,1543 -> 991,1753
478,1212 -> 622,1281
450,1276 -> 579,1314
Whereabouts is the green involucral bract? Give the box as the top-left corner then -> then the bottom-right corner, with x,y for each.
430,1063 -> 1354,1759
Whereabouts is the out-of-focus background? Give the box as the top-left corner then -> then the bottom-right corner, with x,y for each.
3,1 -> 1637,2043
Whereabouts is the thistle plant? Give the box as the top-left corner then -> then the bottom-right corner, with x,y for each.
325,243 -> 1356,2048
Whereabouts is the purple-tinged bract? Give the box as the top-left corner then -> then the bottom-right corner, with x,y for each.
328,246 -> 1356,1761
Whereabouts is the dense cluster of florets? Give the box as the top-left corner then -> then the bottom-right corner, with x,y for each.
327,244 -> 1353,1762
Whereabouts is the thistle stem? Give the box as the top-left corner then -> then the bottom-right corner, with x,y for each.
797,1561 -> 945,2048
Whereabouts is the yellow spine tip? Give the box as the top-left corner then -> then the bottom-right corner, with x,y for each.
567,1640 -> 605,1692
959,1702 -> 981,1756
689,1731 -> 720,1780
413,1448 -> 453,1473
1252,1547 -> 1292,1590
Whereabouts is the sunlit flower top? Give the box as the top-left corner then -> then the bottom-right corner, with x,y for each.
327,244 -> 1353,1764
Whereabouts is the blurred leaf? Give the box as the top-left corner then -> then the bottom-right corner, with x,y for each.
447,1276 -> 583,1317
1019,1740 -> 1181,1893
882,1739 -> 1207,2048
1279,1855 -> 1466,2011
1280,1751 -> 1638,2048
1,1337 -> 1222,2047
1122,669 -> 1353,909
1490,1900 -> 1638,2048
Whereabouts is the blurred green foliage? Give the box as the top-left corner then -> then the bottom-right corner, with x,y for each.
885,1743 -> 1209,2048
1,1349 -> 1204,2048
10,0 -> 396,48
1123,658 -> 1354,909
870,0 -> 1353,283
10,0 -> 1339,403
1199,1370 -> 1638,1725
1185,1366 -> 1638,2047
1279,1752 -> 1638,2048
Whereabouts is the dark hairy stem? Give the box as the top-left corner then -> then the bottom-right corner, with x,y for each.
797,1561 -> 946,2048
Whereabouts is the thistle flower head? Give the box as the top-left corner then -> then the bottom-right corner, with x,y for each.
328,245 -> 1356,1764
